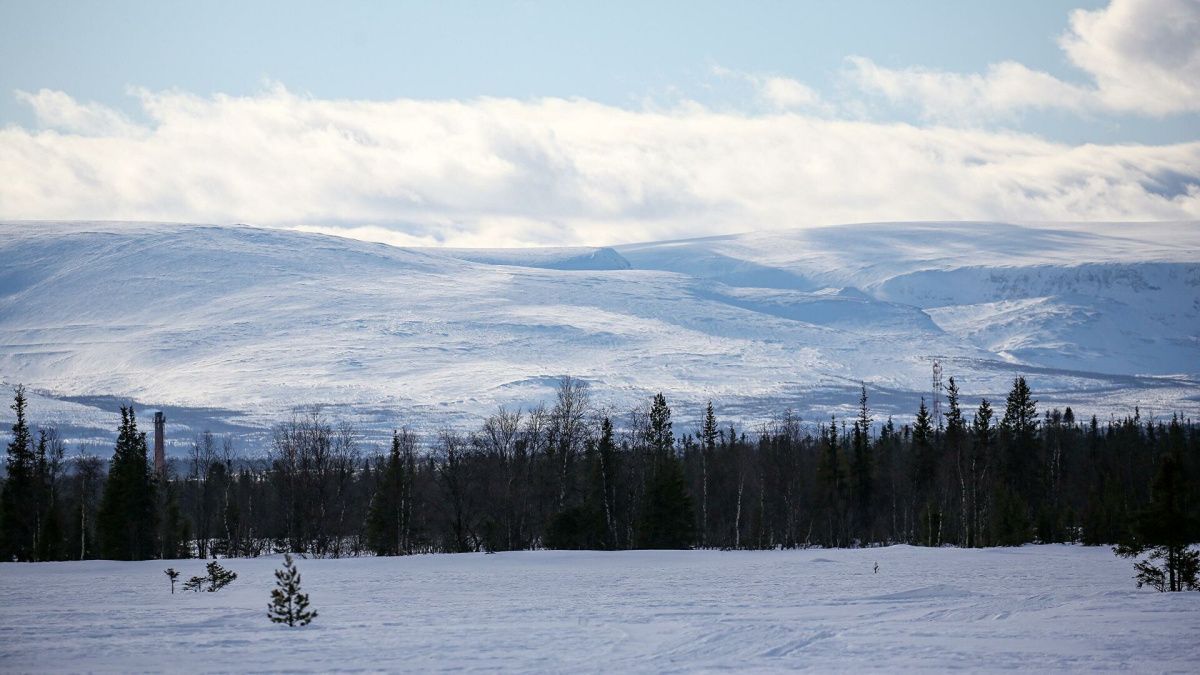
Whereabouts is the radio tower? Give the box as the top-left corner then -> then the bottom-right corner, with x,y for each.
931,360 -> 943,429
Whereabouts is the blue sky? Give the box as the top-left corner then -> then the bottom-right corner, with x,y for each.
4,0 -> 1192,143
0,0 -> 1197,246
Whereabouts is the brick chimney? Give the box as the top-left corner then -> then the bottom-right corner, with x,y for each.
153,411 -> 166,475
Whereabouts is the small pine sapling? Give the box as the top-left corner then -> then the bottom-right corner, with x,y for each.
183,575 -> 205,592
205,560 -> 238,592
165,568 -> 180,594
268,554 -> 317,627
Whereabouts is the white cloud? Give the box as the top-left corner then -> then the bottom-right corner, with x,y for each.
0,86 -> 1196,247
710,65 -> 828,112
1062,0 -> 1200,115
849,0 -> 1200,120
755,76 -> 825,111
15,88 -> 142,136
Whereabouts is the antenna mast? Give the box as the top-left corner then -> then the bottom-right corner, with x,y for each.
931,360 -> 943,429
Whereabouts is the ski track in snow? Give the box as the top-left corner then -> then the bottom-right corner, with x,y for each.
0,220 -> 1198,452
1,546 -> 1197,672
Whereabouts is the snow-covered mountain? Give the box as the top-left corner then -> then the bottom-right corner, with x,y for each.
1,220 -> 1197,451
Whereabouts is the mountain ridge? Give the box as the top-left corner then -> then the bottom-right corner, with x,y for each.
1,219 -> 1197,449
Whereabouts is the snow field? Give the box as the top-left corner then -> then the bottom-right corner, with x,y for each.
1,545 -> 1197,672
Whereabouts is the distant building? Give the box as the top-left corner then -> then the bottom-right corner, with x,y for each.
154,411 -> 166,475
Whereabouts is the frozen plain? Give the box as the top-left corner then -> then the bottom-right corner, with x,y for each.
1,545 -> 1197,672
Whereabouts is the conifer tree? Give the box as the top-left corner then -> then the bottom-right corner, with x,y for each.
944,378 -> 970,546
204,560 -> 238,591
646,393 -> 674,457
970,399 -> 994,546
1115,450 -> 1200,591
268,553 -> 317,626
911,399 -> 939,545
637,394 -> 694,549
996,377 -> 1037,543
700,401 -> 717,547
97,407 -> 158,560
1,385 -> 36,561
851,384 -> 874,536
366,431 -> 406,556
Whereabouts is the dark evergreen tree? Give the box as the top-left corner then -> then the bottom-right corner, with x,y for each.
268,553 -> 317,626
1115,450 -> 1200,591
96,407 -> 158,560
910,399 -> 941,546
366,431 -> 407,556
851,384 -> 873,539
646,393 -> 673,456
996,377 -> 1038,543
969,398 -> 994,546
158,479 -> 188,559
637,394 -> 694,549
699,401 -> 718,547
1,385 -> 36,560
944,378 -> 969,546
204,560 -> 238,591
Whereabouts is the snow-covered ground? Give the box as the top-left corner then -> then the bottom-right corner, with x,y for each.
1,546 -> 1196,672
1,220 -> 1197,452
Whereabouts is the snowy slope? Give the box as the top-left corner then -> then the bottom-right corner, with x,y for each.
1,546 -> 1197,672
0,220 -> 1197,450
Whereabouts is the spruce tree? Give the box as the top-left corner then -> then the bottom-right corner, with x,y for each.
1,385 -> 36,560
851,384 -> 874,537
366,431 -> 406,556
646,393 -> 673,456
97,407 -> 158,560
637,394 -> 694,549
268,553 -> 317,626
911,399 -> 938,545
970,399 -> 994,546
637,454 -> 694,549
700,402 -> 718,547
997,377 -> 1037,543
204,560 -> 238,591
1115,450 -> 1200,591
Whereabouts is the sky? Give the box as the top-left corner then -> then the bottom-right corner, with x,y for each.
1,0 -> 1198,247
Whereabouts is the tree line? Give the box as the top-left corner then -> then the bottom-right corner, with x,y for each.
2,376 -> 1197,566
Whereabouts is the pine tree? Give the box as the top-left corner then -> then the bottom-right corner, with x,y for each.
646,393 -> 674,457
158,478 -> 188,559
699,401 -> 717,548
969,399 -> 994,546
1115,450 -> 1200,591
911,399 -> 939,546
637,453 -> 694,549
366,431 -> 406,556
637,394 -> 694,549
97,407 -> 158,560
1,385 -> 36,560
944,378 -> 970,546
164,567 -> 179,594
204,560 -> 238,591
851,384 -> 874,538
996,377 -> 1037,543
268,553 -> 317,626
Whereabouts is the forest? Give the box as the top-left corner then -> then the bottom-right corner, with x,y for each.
1,376 -> 1197,567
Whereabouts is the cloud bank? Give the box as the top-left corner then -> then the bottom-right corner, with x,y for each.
1,0 -> 1197,247
2,85 -> 1197,247
849,0 -> 1200,121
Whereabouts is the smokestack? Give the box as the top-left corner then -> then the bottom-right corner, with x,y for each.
154,411 -> 166,475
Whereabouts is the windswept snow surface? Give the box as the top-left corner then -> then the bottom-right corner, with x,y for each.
0,220 -> 1198,451
1,546 -> 1197,672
